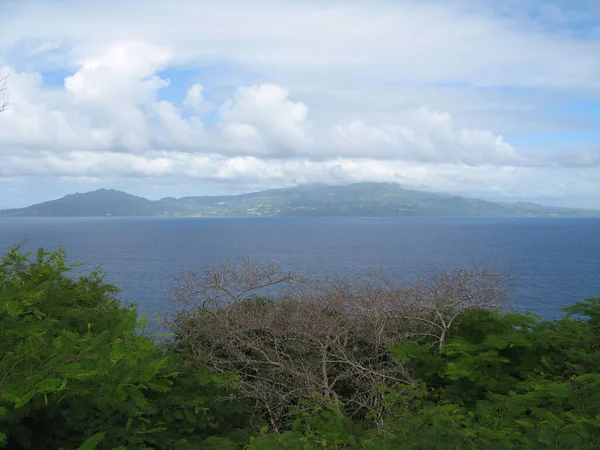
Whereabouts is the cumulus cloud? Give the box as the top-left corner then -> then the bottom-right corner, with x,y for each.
0,55 -> 524,165
0,66 -> 109,151
182,84 -> 213,115
64,42 -> 171,104
0,42 -> 173,153
218,84 -> 311,154
0,0 -> 598,209
328,107 -> 521,165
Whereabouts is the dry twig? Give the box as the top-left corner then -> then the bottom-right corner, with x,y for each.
168,260 -> 509,430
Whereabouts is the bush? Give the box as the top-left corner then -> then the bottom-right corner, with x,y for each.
2,245 -> 599,449
0,245 -> 247,449
169,259 -> 509,431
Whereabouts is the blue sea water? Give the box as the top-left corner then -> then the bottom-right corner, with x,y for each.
0,217 -> 598,320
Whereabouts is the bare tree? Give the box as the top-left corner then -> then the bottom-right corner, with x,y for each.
0,74 -> 7,114
168,260 -> 509,431
387,266 -> 510,349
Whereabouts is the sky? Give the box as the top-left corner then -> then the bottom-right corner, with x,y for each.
0,0 -> 599,209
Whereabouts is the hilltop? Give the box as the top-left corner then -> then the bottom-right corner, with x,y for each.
1,183 -> 598,218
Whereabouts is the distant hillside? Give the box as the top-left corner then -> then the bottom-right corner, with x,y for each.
1,183 -> 599,218
0,189 -> 166,217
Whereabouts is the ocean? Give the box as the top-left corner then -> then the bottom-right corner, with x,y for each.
1,217 -> 598,320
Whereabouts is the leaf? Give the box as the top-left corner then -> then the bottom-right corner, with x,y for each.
76,432 -> 106,450
515,419 -> 534,429
4,301 -> 22,317
36,377 -> 64,393
444,362 -> 472,380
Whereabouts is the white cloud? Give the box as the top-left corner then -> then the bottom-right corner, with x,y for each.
218,84 -> 311,154
0,0 -> 598,209
0,42 -> 174,153
1,149 -> 597,206
220,123 -> 264,154
152,101 -> 205,149
327,107 -> 521,165
2,1 -> 598,89
0,66 -> 109,151
63,42 -> 172,151
64,42 -> 171,104
182,84 -> 213,115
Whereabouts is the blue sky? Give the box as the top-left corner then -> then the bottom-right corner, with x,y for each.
0,0 -> 599,208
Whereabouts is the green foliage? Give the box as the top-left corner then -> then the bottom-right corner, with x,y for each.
247,398 -> 365,449
77,432 -> 107,450
373,298 -> 600,449
2,243 -> 599,449
0,245 -> 247,449
245,298 -> 600,449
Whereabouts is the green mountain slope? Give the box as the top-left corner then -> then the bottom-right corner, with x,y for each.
1,183 -> 598,218
0,189 -> 170,217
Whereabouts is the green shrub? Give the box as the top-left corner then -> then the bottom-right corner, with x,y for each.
0,245 -> 247,449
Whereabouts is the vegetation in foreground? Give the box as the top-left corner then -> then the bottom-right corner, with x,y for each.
1,245 -> 599,449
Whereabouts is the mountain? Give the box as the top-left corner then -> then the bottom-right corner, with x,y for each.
1,183 -> 599,218
0,189 -> 162,217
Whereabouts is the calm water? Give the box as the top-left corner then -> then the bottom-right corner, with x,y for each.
0,217 -> 598,320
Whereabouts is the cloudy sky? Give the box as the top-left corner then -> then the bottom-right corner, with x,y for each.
0,0 -> 599,209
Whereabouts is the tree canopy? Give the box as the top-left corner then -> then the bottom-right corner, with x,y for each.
0,245 -> 249,449
1,245 -> 599,449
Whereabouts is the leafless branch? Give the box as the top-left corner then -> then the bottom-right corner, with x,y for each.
167,259 -> 510,431
0,74 -> 8,114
